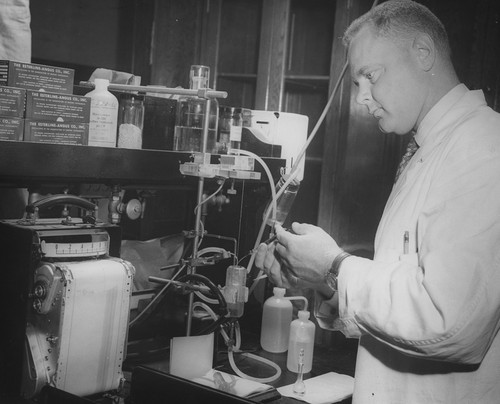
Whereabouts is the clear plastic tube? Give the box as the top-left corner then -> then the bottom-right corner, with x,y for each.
230,148 -> 278,224
248,60 -> 350,296
194,180 -> 226,215
286,295 -> 308,312
193,247 -> 231,305
192,302 -> 281,383
228,350 -> 282,384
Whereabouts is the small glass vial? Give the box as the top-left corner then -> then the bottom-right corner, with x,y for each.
117,93 -> 144,149
173,65 -> 218,153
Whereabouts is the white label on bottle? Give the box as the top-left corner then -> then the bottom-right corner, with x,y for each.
229,125 -> 242,142
88,99 -> 118,147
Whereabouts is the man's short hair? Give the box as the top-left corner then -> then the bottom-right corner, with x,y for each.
343,0 -> 451,57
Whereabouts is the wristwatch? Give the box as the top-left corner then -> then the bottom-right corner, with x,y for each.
325,251 -> 351,291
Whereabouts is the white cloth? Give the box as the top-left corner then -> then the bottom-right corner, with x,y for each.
0,0 -> 31,62
320,84 -> 500,403
278,372 -> 354,404
192,369 -> 273,398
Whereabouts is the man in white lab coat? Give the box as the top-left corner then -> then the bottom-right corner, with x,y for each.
255,1 -> 500,402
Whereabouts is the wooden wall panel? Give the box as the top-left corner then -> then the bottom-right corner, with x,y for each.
255,0 -> 290,110
150,0 -> 204,88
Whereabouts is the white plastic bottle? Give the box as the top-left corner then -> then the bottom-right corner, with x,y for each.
286,310 -> 315,373
87,78 -> 119,147
260,287 -> 293,353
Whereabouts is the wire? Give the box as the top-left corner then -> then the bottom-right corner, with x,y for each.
193,302 -> 235,350
194,179 -> 226,215
128,263 -> 186,328
179,273 -> 228,317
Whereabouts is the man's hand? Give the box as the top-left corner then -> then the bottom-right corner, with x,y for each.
255,222 -> 343,290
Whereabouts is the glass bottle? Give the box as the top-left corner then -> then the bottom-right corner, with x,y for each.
86,78 -> 119,147
117,93 -> 144,149
265,174 -> 301,227
173,65 -> 218,153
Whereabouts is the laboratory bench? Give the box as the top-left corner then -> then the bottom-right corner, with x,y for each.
122,327 -> 358,404
0,141 -> 356,403
1,330 -> 357,404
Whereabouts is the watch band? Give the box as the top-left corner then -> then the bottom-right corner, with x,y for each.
325,251 -> 351,291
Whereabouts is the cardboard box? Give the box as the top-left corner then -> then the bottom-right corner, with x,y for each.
0,117 -> 23,141
26,90 -> 90,122
0,86 -> 26,118
24,120 -> 88,145
0,60 -> 74,94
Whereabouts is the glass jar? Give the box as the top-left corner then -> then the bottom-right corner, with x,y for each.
173,65 -> 218,153
117,93 -> 144,149
218,106 -> 242,154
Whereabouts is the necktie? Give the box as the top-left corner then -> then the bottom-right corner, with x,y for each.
395,137 -> 419,183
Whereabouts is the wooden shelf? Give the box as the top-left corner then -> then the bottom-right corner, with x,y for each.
0,141 -> 285,189
285,74 -> 330,91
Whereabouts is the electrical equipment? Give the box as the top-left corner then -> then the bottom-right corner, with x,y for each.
241,111 -> 308,181
0,195 -> 133,400
179,152 -> 262,180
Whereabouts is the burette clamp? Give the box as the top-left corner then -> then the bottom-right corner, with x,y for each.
182,229 -> 207,239
182,252 -> 230,268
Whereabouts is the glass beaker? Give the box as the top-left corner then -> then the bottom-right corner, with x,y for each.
173,65 -> 218,153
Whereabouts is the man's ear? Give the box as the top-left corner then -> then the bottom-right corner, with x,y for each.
412,33 -> 435,72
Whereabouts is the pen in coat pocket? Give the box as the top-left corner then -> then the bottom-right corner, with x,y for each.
403,230 -> 409,254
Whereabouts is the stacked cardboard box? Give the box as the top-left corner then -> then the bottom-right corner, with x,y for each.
0,86 -> 25,141
0,60 -> 91,145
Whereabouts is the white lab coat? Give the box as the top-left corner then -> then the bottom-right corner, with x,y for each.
334,84 -> 500,403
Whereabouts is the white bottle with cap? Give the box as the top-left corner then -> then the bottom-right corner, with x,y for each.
87,78 -> 119,147
286,310 -> 315,373
260,287 -> 293,353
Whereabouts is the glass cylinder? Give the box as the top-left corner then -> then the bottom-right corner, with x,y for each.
223,265 -> 247,318
218,106 -> 243,154
265,175 -> 301,227
173,65 -> 218,153
117,94 -> 144,149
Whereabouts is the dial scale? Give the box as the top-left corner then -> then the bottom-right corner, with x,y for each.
37,228 -> 110,258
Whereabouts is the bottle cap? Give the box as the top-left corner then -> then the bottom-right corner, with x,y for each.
298,310 -> 310,320
94,78 -> 109,89
120,93 -> 144,102
273,287 -> 286,297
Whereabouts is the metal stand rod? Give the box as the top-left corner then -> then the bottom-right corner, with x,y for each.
79,81 -> 228,99
185,98 -> 212,336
